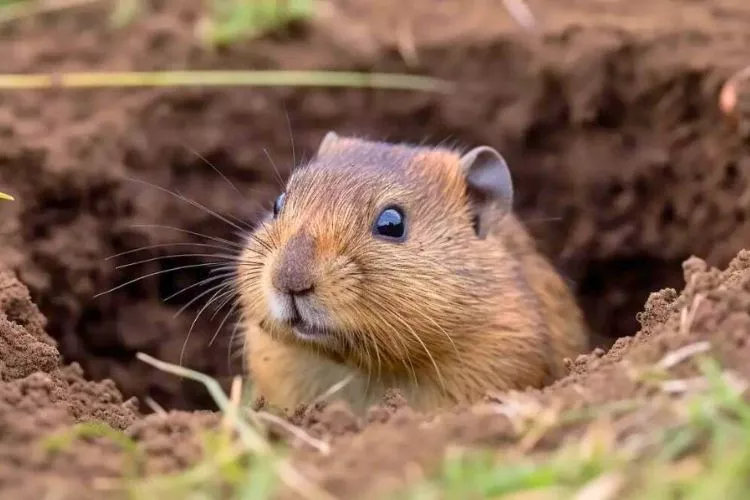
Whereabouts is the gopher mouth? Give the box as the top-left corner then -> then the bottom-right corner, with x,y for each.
267,291 -> 335,342
289,317 -> 332,342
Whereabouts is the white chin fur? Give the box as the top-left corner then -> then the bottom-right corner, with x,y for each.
267,291 -> 334,332
268,292 -> 294,323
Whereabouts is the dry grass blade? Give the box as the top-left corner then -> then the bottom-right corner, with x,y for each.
0,192 -> 14,200
659,376 -> 710,395
135,352 -> 269,453
679,294 -> 705,336
501,0 -> 538,31
311,373 -> 355,406
223,375 -> 243,432
0,70 -> 455,92
573,473 -> 624,500
720,64 -> 750,118
656,342 -> 711,371
143,396 -> 168,416
135,352 -> 338,500
255,411 -> 331,455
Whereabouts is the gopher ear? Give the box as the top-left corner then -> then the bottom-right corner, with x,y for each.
459,146 -> 514,239
316,131 -> 340,157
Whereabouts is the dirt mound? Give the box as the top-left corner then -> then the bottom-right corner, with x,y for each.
0,268 -> 228,498
3,247 -> 750,498
271,250 -> 750,498
1,0 -> 750,409
0,268 -> 137,497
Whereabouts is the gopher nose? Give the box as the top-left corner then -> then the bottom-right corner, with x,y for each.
272,231 -> 316,296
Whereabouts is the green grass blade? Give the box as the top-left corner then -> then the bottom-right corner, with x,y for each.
0,70 -> 454,92
0,0 -> 101,24
135,352 -> 269,453
43,421 -> 144,478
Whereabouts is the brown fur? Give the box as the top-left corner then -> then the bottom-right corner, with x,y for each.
236,136 -> 589,414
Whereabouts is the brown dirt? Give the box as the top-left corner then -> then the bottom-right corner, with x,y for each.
0,267 -> 225,498
2,0 -> 750,497
283,249 -> 750,499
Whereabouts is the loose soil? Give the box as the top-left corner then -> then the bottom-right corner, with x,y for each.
2,0 -> 750,498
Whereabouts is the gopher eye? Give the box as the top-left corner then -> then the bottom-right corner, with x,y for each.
273,192 -> 286,218
373,206 -> 406,241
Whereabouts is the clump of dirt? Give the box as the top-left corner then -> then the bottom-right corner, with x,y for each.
0,267 -> 228,498
0,267 -> 138,497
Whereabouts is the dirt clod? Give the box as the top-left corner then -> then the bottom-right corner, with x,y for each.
0,268 -> 139,497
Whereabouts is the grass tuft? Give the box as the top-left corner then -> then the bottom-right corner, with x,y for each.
43,421 -> 145,480
0,0 -> 323,49
198,0 -> 314,45
0,1 -> 454,94
40,354 -> 332,499
404,356 -> 750,500
125,428 -> 281,500
0,0 -> 312,44
134,352 -> 336,500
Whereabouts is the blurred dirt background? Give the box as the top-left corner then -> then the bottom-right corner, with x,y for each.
1,0 -> 750,497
